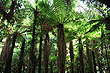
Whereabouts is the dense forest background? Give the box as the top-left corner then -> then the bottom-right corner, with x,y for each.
0,0 -> 110,73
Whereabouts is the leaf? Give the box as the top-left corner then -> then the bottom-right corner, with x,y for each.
85,21 -> 102,34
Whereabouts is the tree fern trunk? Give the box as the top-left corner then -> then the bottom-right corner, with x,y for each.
86,43 -> 93,73
50,61 -> 53,73
44,33 -> 50,73
38,37 -> 43,73
30,24 -> 36,73
92,50 -> 97,73
5,33 -> 16,73
57,24 -> 66,73
29,5 -> 38,73
78,37 -> 84,73
69,41 -> 74,73
18,38 -> 25,73
0,36 -> 11,72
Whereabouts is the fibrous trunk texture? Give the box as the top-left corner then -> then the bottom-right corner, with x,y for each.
38,37 -> 43,73
44,33 -> 50,73
92,50 -> 97,73
86,43 -> 93,73
93,40 -> 102,73
0,36 -> 11,72
29,6 -> 38,73
18,39 -> 25,73
5,33 -> 16,73
57,24 -> 66,73
50,61 -> 53,73
69,41 -> 74,73
78,37 -> 84,73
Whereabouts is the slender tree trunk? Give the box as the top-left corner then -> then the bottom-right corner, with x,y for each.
86,43 -> 93,73
30,22 -> 36,73
92,40 -> 102,73
18,38 -> 25,73
78,37 -> 84,73
30,23 -> 36,73
0,36 -> 11,72
50,61 -> 53,73
38,37 -> 43,73
57,24 -> 66,73
44,33 -> 50,73
92,50 -> 97,73
5,33 -> 17,73
29,5 -> 38,73
69,41 -> 74,73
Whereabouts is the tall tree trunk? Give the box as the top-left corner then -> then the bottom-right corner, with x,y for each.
18,38 -> 25,73
50,61 -> 53,73
78,37 -> 84,73
0,36 -> 11,72
29,5 -> 38,73
86,43 -> 93,73
44,33 -> 50,73
92,50 -> 97,73
92,40 -> 102,73
69,41 -> 74,73
57,24 -> 66,73
5,33 -> 17,73
30,21 -> 36,73
38,37 -> 43,73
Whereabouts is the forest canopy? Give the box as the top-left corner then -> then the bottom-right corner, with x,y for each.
0,0 -> 110,73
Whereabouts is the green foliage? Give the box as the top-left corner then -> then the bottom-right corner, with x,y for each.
0,0 -> 110,73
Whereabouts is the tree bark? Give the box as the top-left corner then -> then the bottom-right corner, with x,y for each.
30,22 -> 36,73
44,33 -> 50,73
38,37 -> 43,73
29,5 -> 38,73
18,38 -> 25,73
57,24 -> 66,73
0,1 -> 16,22
69,41 -> 74,73
92,39 -> 103,73
0,36 -> 11,72
92,50 -> 97,73
5,33 -> 17,73
50,61 -> 53,73
78,37 -> 84,73
86,43 -> 93,73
